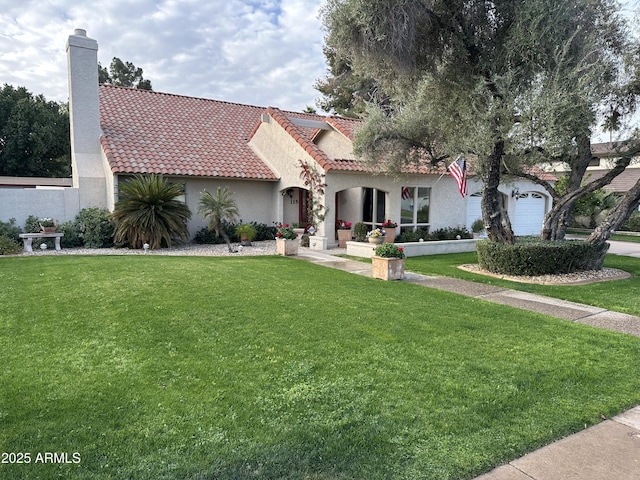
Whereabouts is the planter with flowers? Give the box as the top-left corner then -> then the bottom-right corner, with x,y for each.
371,243 -> 405,280
39,218 -> 57,234
275,223 -> 299,256
381,220 -> 398,243
336,220 -> 352,248
366,228 -> 386,244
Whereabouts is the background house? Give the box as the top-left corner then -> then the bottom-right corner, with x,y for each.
0,29 -> 554,245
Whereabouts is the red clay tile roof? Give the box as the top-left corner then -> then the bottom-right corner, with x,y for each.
99,85 -> 279,179
325,116 -> 362,141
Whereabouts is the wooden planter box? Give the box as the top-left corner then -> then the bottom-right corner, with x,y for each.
276,238 -> 298,256
371,256 -> 405,280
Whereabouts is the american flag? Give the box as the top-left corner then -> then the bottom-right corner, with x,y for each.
448,157 -> 467,198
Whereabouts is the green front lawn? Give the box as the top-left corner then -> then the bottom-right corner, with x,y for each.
405,252 -> 640,316
1,255 -> 639,479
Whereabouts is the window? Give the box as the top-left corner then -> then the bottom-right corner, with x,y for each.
400,186 -> 430,231
362,188 -> 387,227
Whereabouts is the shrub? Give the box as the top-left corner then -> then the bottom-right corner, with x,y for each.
194,220 -> 237,244
397,228 -> 430,243
476,238 -> 610,275
621,212 -> 640,232
0,235 -> 21,255
253,222 -> 277,241
428,227 -> 472,241
75,208 -> 114,248
57,221 -> 83,248
24,215 -> 42,233
236,223 -> 257,243
353,222 -> 368,242
0,218 -> 22,241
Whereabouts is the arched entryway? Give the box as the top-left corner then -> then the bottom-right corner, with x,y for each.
281,187 -> 309,227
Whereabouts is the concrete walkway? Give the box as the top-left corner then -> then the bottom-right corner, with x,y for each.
296,245 -> 640,480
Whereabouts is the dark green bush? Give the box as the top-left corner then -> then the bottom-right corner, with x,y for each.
397,227 -> 471,243
193,221 -> 276,244
353,222 -> 368,242
620,212 -> 640,232
428,226 -> 472,240
24,215 -> 42,233
252,222 -> 277,241
397,228 -> 430,243
75,208 -> 114,248
0,235 -> 21,255
0,218 -> 22,241
57,221 -> 83,248
476,238 -> 610,275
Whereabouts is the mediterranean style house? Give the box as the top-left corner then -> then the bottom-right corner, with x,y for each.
0,29 -> 555,247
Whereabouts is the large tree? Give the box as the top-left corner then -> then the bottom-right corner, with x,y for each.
321,0 -> 631,244
0,84 -> 71,177
99,57 -> 153,90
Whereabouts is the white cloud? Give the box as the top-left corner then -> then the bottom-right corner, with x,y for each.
0,0 -> 327,111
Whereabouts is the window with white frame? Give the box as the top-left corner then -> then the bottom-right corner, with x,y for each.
362,188 -> 387,227
400,186 -> 430,231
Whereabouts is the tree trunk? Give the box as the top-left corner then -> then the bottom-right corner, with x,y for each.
482,140 -> 515,244
214,223 -> 237,253
541,133 -> 591,241
587,178 -> 640,246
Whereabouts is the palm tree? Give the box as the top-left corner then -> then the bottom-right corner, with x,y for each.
111,174 -> 192,249
197,187 -> 240,252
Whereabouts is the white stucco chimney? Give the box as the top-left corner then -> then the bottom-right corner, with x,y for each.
66,28 -> 108,209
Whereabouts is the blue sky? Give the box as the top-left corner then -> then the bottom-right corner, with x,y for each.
0,0 -> 328,111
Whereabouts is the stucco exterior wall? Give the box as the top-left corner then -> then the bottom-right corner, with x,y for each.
314,130 -> 354,160
180,177 -> 276,237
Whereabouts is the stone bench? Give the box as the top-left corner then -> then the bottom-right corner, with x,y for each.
18,233 -> 65,253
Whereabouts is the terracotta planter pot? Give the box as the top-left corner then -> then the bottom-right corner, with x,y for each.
371,256 -> 405,280
337,229 -> 352,248
40,226 -> 57,234
276,238 -> 298,256
383,227 -> 396,244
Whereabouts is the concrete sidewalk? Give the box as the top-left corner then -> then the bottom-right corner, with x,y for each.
296,248 -> 640,479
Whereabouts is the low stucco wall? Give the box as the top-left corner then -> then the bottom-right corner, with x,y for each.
0,187 -> 80,228
346,239 -> 478,258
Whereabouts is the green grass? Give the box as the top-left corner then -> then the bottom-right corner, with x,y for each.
405,253 -> 640,316
1,255 -> 640,479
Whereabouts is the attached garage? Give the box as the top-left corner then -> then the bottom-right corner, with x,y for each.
466,190 -> 549,236
511,192 -> 547,236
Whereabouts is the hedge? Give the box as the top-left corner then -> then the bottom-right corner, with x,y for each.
476,238 -> 610,275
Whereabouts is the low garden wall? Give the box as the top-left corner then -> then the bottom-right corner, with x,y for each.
346,239 -> 478,258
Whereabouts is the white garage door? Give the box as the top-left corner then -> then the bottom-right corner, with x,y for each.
466,192 -> 483,230
512,192 -> 546,236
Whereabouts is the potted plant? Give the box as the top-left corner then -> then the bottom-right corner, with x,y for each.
275,223 -> 299,256
236,223 -> 257,246
381,219 -> 398,243
39,218 -> 57,233
371,243 -> 405,280
471,218 -> 485,238
336,219 -> 352,248
366,228 -> 386,244
353,222 -> 368,242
